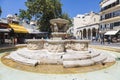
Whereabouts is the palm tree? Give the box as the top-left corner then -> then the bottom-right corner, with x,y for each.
0,7 -> 1,16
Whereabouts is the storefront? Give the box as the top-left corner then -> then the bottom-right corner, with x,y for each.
8,24 -> 28,44
104,30 -> 120,42
0,22 -> 11,44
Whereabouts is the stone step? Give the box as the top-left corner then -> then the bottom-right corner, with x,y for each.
17,49 -> 46,60
17,48 -> 62,58
63,52 -> 100,60
6,52 -> 39,66
63,59 -> 95,68
91,53 -> 107,63
16,48 -> 63,65
103,55 -> 116,63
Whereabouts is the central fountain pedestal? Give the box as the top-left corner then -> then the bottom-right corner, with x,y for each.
46,40 -> 65,53
51,32 -> 69,40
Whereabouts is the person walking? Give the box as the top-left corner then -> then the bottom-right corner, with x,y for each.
100,34 -> 104,44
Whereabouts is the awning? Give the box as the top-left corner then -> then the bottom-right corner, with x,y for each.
105,30 -> 119,35
0,29 -> 10,32
9,24 -> 28,33
27,28 -> 39,34
27,28 -> 48,34
0,22 -> 11,33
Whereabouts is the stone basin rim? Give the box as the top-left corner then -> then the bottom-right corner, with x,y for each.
71,40 -> 91,43
26,39 -> 91,42
46,40 -> 65,43
26,39 -> 45,42
51,32 -> 68,34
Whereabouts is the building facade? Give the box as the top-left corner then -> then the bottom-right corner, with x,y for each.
100,0 -> 120,42
0,20 -> 11,44
73,11 -> 100,40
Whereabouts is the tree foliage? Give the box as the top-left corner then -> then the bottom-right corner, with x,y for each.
19,0 -> 71,33
19,9 -> 32,21
25,0 -> 62,19
61,13 -> 72,26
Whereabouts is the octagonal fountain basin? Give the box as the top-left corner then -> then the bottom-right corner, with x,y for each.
3,39 -> 116,69
26,39 -> 45,50
4,47 -> 116,67
1,48 -> 116,74
66,40 -> 90,51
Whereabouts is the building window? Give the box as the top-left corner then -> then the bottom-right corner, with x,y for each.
116,0 -> 118,3
110,23 -> 113,29
82,16 -> 85,19
114,21 -> 120,27
101,10 -> 120,20
100,16 -> 102,21
94,18 -> 96,22
100,25 -> 102,30
104,24 -> 106,30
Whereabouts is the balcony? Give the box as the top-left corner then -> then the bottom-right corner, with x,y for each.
100,4 -> 120,15
100,0 -> 120,13
100,16 -> 120,23
113,26 -> 120,30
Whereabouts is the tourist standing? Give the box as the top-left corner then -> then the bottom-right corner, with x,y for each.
108,36 -> 111,44
100,34 -> 104,44
14,37 -> 17,44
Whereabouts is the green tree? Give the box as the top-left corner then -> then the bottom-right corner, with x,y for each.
0,7 -> 2,16
61,13 -> 72,26
25,0 -> 62,19
19,9 -> 32,21
19,0 -> 71,33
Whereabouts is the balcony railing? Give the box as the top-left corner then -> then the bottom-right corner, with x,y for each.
100,0 -> 120,12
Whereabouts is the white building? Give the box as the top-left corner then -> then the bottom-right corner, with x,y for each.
73,11 -> 100,40
100,0 -> 120,42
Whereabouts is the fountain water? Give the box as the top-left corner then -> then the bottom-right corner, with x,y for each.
5,18 -> 116,68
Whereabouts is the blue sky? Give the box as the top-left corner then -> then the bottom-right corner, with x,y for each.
0,0 -> 101,18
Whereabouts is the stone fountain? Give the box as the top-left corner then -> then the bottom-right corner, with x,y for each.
5,18 -> 116,68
